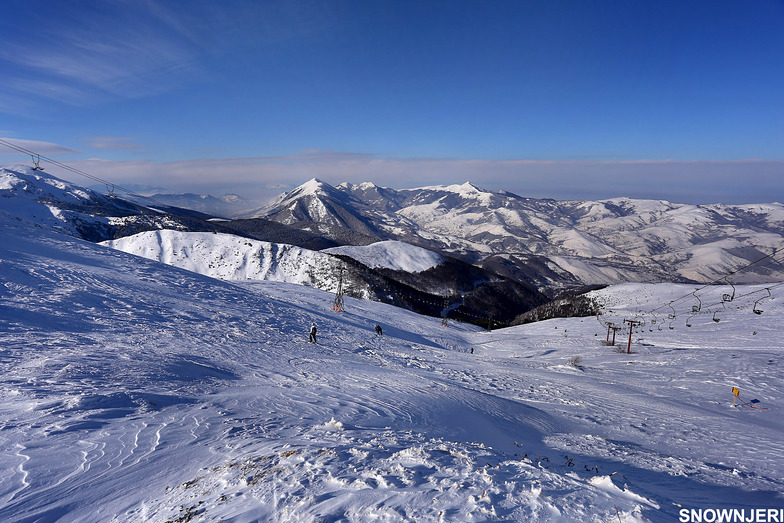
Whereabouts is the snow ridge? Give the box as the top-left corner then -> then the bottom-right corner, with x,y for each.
323,240 -> 444,273
101,229 -> 345,290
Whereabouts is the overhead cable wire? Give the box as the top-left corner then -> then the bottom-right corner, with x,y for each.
0,138 -> 171,211
648,246 -> 784,316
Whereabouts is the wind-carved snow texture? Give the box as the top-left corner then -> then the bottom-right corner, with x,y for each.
2,212 -> 783,522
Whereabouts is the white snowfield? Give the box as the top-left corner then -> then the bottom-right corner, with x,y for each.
103,232 -> 445,283
0,165 -> 109,236
324,240 -> 445,273
2,215 -> 784,522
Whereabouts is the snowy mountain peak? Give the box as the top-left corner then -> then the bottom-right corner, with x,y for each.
294,178 -> 335,197
416,181 -> 488,196
454,181 -> 486,194
356,181 -> 381,190
337,181 -> 382,192
265,178 -> 351,211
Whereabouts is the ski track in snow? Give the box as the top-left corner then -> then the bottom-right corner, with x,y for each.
1,216 -> 784,521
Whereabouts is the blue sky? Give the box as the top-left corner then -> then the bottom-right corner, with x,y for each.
1,0 -> 782,205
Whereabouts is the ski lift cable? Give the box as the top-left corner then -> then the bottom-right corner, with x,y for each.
648,247 -> 784,316
621,253 -> 784,329
654,279 -> 784,329
0,138 -> 171,210
675,280 -> 784,319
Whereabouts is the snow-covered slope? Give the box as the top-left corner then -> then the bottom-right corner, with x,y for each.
0,165 -> 226,242
323,240 -> 445,273
0,164 -> 124,238
2,213 -> 783,521
100,229 -> 548,325
101,230 -> 345,290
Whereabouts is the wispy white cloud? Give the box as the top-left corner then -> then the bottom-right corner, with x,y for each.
0,137 -> 80,156
2,22 -> 200,103
0,1 -> 340,109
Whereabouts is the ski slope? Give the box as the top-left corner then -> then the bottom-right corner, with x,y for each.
1,215 -> 783,522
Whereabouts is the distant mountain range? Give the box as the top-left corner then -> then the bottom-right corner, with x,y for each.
4,165 -> 783,326
0,166 -> 547,324
125,192 -> 257,219
241,178 -> 784,291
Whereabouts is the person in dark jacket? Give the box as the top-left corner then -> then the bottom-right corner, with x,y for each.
375,324 -> 382,336
309,323 -> 317,343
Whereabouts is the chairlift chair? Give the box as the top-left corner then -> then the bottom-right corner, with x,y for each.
691,290 -> 702,313
753,288 -> 772,315
31,155 -> 44,171
712,310 -> 720,323
722,279 -> 736,302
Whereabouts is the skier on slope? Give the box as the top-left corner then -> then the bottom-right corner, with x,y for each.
375,324 -> 383,336
309,323 -> 317,343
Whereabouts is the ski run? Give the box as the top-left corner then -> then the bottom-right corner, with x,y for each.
1,212 -> 783,522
